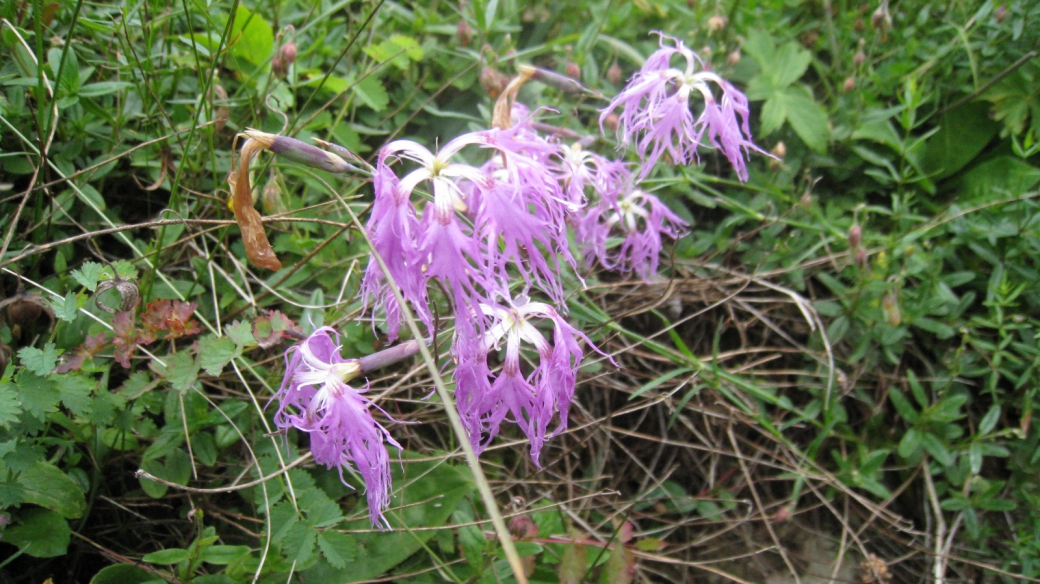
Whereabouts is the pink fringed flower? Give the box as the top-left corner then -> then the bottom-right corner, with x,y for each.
578,184 -> 688,281
274,327 -> 401,529
601,32 -> 766,181
453,294 -> 612,466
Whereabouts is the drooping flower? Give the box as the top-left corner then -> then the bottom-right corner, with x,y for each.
273,327 -> 401,529
578,183 -> 688,281
453,293 -> 612,466
600,32 -> 767,181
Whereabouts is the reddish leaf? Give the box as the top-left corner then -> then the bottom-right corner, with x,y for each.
252,310 -> 298,349
56,333 -> 108,373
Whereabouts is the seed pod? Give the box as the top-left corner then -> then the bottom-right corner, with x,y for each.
843,76 -> 856,92
882,290 -> 900,326
853,50 -> 866,67
4,295 -> 44,327
607,63 -> 622,84
994,4 -> 1008,23
95,276 -> 140,314
707,15 -> 728,34
273,42 -> 297,76
771,141 -> 787,160
212,83 -> 229,132
872,2 -> 892,37
848,225 -> 862,248
564,61 -> 581,81
457,19 -> 473,47
726,48 -> 742,66
603,113 -> 619,132
480,66 -> 508,98
855,248 -> 868,268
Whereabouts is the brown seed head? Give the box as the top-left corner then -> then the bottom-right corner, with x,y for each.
994,4 -> 1008,23
853,50 -> 867,67
726,48 -> 742,66
707,15 -> 728,34
849,225 -> 862,248
843,76 -> 856,92
456,19 -> 473,47
480,67 -> 508,98
564,61 -> 581,81
603,113 -> 619,132
607,63 -> 622,85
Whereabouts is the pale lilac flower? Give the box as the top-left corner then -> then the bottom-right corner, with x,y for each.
274,327 -> 401,529
578,184 -> 688,281
601,32 -> 766,181
551,142 -> 631,206
453,294 -> 612,466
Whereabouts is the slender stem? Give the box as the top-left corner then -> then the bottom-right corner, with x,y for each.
335,202 -> 529,584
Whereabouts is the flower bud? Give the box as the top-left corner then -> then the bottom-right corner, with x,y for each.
707,15 -> 728,34
528,65 -> 587,94
882,290 -> 900,326
843,76 -> 856,93
603,113 -> 619,132
770,141 -> 787,160
726,48 -> 742,66
607,63 -> 622,84
242,129 -> 359,174
854,18 -> 865,32
457,19 -> 473,47
211,83 -> 229,132
273,42 -> 297,76
564,61 -> 581,81
508,515 -> 539,539
480,66 -> 508,98
855,248 -> 868,268
848,224 -> 862,248
994,4 -> 1008,23
853,50 -> 866,67
872,2 -> 892,36
800,29 -> 820,47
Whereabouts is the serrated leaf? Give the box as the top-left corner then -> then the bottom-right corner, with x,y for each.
197,335 -> 240,376
16,371 -> 61,420
353,76 -> 388,112
3,508 -> 71,558
226,320 -> 256,347
269,500 -> 300,541
281,521 -> 317,563
770,42 -> 812,88
60,374 -> 94,417
18,343 -> 61,376
152,351 -> 199,394
300,488 -> 344,528
759,95 -> 787,136
317,531 -> 356,569
71,261 -> 103,291
50,292 -> 80,322
0,382 -> 23,428
559,529 -> 588,584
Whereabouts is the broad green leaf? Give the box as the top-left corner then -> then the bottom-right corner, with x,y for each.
16,371 -> 61,420
77,81 -> 133,97
770,42 -> 812,88
18,462 -> 87,518
759,95 -> 786,136
143,548 -> 191,564
957,156 -> 1040,201
917,101 -> 999,180
152,351 -> 199,394
317,531 -> 357,569
889,388 -> 918,424
89,564 -> 156,584
199,545 -> 251,564
781,86 -> 829,153
18,343 -> 61,376
3,508 -> 71,558
226,320 -> 256,347
197,335 -> 240,376
60,374 -> 94,417
229,5 -> 273,68
50,292 -> 80,322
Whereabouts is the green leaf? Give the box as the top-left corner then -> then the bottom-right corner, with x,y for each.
759,95 -> 787,136
780,85 -> 829,153
152,351 -> 199,395
77,81 -> 133,97
353,76 -> 389,112
18,342 -> 61,376
0,381 -> 23,428
921,432 -> 954,467
317,531 -> 357,569
199,545 -> 251,564
229,5 -> 273,68
73,261 -> 105,289
898,428 -> 922,459
143,548 -> 191,564
889,388 -> 918,423
16,371 -> 61,420
957,156 -> 1040,201
3,508 -> 71,558
917,101 -> 1000,180
226,320 -> 256,347
60,374 -> 94,417
89,564 -> 157,584
629,367 -> 693,400
18,462 -> 87,518
979,405 -> 1001,435
281,521 -> 318,563
559,530 -> 588,584
197,335 -> 240,376
300,488 -> 344,528
770,42 -> 813,88
50,292 -> 80,322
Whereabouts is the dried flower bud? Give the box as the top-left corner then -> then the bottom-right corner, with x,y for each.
773,507 -> 792,523
800,29 -> 820,47
848,225 -> 862,248
853,50 -> 867,67
994,4 -> 1008,23
457,19 -> 473,47
242,129 -> 358,174
699,45 -> 713,60
707,15 -> 728,34
603,113 -> 619,132
843,76 -> 856,93
480,66 -> 508,98
855,248 -> 868,268
872,2 -> 892,36
607,63 -> 622,84
564,61 -> 581,81
4,295 -> 44,326
508,515 -> 539,539
770,141 -> 787,160
527,65 -> 587,94
882,290 -> 900,326
854,18 -> 865,32
726,48 -> 742,66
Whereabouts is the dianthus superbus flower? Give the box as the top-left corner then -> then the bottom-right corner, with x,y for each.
601,32 -> 766,181
273,327 -> 401,529
453,294 -> 612,466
